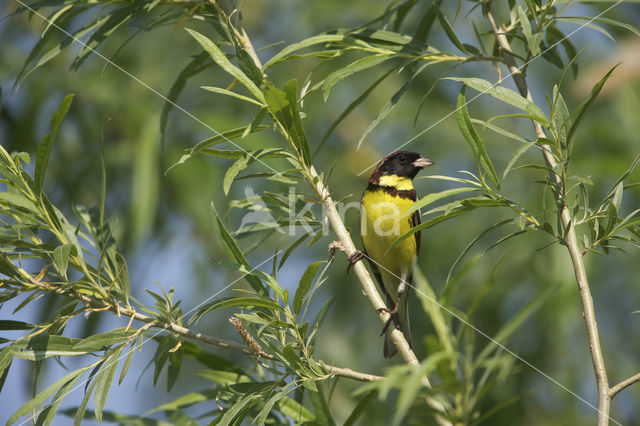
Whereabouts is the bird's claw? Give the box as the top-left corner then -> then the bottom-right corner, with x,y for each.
377,306 -> 400,335
346,250 -> 364,274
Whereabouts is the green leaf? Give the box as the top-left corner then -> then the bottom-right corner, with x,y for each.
115,253 -> 131,306
52,243 -> 72,279
264,34 -> 346,68
218,394 -> 262,426
392,351 -> 449,425
35,94 -> 74,194
343,390 -> 377,426
263,80 -> 310,165
73,328 -> 135,352
74,375 -> 97,426
470,118 -> 531,145
167,346 -> 183,392
503,141 -> 537,179
282,79 -> 311,166
223,155 -> 250,195
321,54 -> 391,101
278,233 -> 310,270
560,16 -> 640,38
612,182 -> 624,212
201,86 -> 265,106
407,187 -> 477,215
412,266 -> 454,355
192,297 -> 284,324
253,383 -> 297,425
278,394 -> 315,423
567,65 -> 619,154
13,335 -> 89,360
210,201 -> 264,294
317,66 -> 396,157
146,390 -> 218,414
307,382 -> 335,426
517,7 -> 540,56
0,192 -> 39,214
161,52 -> 211,145
436,8 -> 467,53
357,60 -> 435,149
294,261 -> 324,315
94,350 -> 121,423
455,87 -> 500,189
556,18 -> 614,41
390,197 -> 508,251
552,90 -> 570,148
119,342 -> 136,385
8,365 -> 91,425
448,77 -> 548,125
0,320 -> 35,330
414,3 -> 439,44
186,29 -> 265,103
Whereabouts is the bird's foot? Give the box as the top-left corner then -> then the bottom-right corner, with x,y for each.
377,305 -> 400,336
346,250 -> 364,274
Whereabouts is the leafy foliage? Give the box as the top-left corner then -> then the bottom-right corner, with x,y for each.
2,0 -> 640,425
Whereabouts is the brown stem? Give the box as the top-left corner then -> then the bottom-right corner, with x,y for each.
609,372 -> 640,399
485,7 -> 610,424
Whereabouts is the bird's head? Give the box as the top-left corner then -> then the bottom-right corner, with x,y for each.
369,151 -> 435,185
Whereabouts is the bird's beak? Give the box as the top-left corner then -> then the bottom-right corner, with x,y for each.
412,156 -> 435,169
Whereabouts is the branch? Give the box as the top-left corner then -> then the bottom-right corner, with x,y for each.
17,276 -> 382,383
485,6 -> 610,424
609,372 -> 640,399
217,13 -> 449,423
309,167 -> 450,422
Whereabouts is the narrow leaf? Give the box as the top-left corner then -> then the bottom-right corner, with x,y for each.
53,243 -> 72,279
407,187 -> 477,215
294,261 -> 324,315
567,65 -> 619,154
211,201 -> 264,294
186,29 -> 264,102
456,88 -> 500,189
322,54 -> 391,101
8,366 -> 91,425
448,77 -> 548,125
35,94 -> 74,194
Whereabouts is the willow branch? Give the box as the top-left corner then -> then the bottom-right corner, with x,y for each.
222,12 -> 449,422
485,6 -> 610,424
609,372 -> 640,399
13,275 -> 381,383
309,167 -> 450,422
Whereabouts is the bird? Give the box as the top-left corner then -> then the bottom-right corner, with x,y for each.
349,150 -> 434,358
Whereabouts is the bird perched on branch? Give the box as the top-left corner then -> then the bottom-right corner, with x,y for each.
349,151 -> 434,358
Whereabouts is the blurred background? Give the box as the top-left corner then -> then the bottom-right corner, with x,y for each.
1,0 -> 640,424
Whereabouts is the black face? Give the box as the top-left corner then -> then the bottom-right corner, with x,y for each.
374,151 -> 432,179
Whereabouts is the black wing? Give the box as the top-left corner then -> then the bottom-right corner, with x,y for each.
412,208 -> 421,256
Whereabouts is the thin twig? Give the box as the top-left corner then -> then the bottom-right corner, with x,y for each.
609,372 -> 640,399
485,6 -> 610,425
20,276 -> 381,382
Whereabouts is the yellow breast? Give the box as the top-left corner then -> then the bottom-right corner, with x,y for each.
361,186 -> 417,298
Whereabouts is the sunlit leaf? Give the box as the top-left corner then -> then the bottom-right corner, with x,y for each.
294,261 -> 324,315
35,94 -> 74,195
448,77 -> 548,126
455,87 -> 500,189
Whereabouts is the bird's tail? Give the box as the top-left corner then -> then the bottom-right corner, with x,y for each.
383,290 -> 412,358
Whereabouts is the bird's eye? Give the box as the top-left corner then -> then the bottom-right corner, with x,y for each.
398,154 -> 407,163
